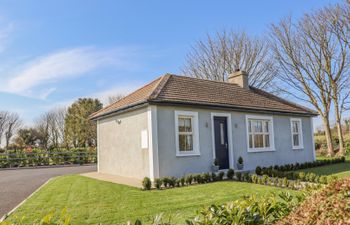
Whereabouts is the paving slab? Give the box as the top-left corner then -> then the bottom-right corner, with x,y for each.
81,172 -> 142,188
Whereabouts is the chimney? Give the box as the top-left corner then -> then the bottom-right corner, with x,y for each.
228,70 -> 249,89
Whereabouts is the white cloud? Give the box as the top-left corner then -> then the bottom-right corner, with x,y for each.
42,82 -> 142,111
90,83 -> 142,105
0,21 -> 15,53
2,47 -> 129,99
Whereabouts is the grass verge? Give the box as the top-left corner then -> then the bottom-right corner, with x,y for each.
6,175 -> 295,225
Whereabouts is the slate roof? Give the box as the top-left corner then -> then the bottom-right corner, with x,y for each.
90,74 -> 318,119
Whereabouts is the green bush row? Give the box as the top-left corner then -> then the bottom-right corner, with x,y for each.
142,171 -> 227,190
254,166 -> 337,185
255,157 -> 345,174
0,148 -> 97,168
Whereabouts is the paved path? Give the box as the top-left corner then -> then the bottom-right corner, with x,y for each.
82,172 -> 142,188
0,165 -> 96,218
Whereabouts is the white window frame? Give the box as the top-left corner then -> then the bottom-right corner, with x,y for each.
246,115 -> 275,152
290,118 -> 304,149
175,111 -> 200,156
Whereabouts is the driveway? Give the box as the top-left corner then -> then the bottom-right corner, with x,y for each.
0,165 -> 96,218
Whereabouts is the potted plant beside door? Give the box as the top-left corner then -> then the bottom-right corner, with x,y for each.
237,156 -> 244,170
212,158 -> 220,172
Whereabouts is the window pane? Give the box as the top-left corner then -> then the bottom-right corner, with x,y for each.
249,134 -> 253,148
255,121 -> 263,132
265,134 -> 270,148
264,121 -> 269,132
220,123 -> 225,145
254,134 -> 264,148
248,121 -> 252,133
292,121 -> 299,133
179,134 -> 193,151
179,118 -> 192,132
293,134 -> 299,147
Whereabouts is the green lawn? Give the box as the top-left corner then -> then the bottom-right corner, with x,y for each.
6,175 -> 294,225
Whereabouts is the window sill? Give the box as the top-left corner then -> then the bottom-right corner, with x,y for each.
248,148 -> 276,153
292,147 -> 304,150
176,153 -> 201,157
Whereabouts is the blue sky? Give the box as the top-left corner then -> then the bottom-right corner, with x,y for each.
0,0 -> 341,126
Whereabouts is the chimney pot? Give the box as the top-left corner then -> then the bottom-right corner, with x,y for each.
228,70 -> 249,89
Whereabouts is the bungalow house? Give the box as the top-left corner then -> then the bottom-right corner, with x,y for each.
90,71 -> 317,180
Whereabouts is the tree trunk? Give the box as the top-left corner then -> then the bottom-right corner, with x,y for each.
322,116 -> 334,156
334,101 -> 345,155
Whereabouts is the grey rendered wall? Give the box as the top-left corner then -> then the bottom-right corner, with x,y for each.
97,107 -> 150,180
156,106 -> 314,177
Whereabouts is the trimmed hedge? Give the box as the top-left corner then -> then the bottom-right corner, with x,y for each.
0,148 -> 97,168
260,157 -> 345,174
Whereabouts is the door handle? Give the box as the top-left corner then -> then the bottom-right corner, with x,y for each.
225,143 -> 228,148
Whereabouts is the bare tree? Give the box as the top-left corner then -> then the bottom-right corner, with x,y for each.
35,107 -> 66,150
36,113 -> 50,150
316,3 -> 350,156
182,31 -> 277,89
0,111 -> 9,146
4,112 -> 22,149
107,94 -> 124,105
271,17 -> 335,156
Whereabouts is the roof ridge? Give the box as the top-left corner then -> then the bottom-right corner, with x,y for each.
170,74 -> 242,87
148,73 -> 172,100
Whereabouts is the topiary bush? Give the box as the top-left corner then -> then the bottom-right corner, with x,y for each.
185,174 -> 193,185
142,177 -> 152,190
226,169 -> 234,180
218,171 -> 225,181
255,166 -> 262,175
154,178 -> 162,190
236,172 -> 242,181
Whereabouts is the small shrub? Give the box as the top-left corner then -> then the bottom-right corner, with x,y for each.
235,172 -> 242,181
210,172 -> 217,181
226,169 -> 235,180
282,177 -> 289,187
185,174 -> 193,185
319,175 -> 327,184
298,172 -> 306,181
238,156 -> 243,164
288,181 -> 295,190
262,167 -> 268,175
195,174 -> 204,184
278,178 -> 283,187
180,177 -> 185,186
252,174 -> 258,184
175,178 -> 181,187
189,192 -> 302,225
327,175 -> 338,184
142,177 -> 152,190
243,172 -> 251,182
262,175 -> 269,185
255,166 -> 262,175
202,173 -> 211,183
154,178 -> 162,190
218,171 -> 225,181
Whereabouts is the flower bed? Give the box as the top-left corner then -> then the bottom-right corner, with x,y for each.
142,167 -> 337,191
